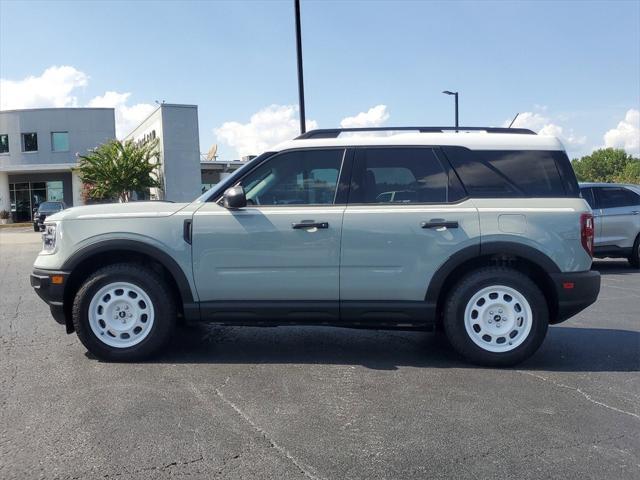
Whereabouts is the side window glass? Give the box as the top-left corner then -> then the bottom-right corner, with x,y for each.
354,148 -> 448,204
596,187 -> 640,209
580,188 -> 596,209
240,149 -> 344,206
443,147 -> 567,197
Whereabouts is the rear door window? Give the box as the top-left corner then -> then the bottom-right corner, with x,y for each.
594,187 -> 640,209
350,148 -> 451,204
580,188 -> 597,209
442,147 -> 572,198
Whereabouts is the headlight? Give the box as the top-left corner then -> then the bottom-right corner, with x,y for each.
42,223 -> 57,252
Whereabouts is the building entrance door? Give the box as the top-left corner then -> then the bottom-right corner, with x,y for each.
11,183 -> 32,222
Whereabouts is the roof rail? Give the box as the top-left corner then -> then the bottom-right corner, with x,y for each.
295,126 -> 536,139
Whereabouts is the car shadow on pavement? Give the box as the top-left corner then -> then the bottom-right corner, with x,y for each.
143,324 -> 639,373
592,260 -> 637,275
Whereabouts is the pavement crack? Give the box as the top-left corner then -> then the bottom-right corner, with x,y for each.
99,455 -> 205,478
188,380 -> 325,480
519,371 -> 640,421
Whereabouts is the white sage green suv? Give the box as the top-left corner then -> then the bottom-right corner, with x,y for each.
31,127 -> 601,366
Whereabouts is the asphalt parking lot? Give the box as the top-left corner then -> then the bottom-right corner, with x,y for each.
1,228 -> 638,480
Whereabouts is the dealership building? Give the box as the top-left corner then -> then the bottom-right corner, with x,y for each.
0,104 -> 245,221
0,108 -> 115,222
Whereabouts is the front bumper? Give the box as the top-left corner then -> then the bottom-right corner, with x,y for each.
30,269 -> 71,329
549,270 -> 601,323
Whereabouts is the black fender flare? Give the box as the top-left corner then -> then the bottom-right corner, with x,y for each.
425,241 -> 560,304
62,239 -> 195,304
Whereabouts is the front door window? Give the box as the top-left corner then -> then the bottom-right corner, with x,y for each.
240,149 -> 344,206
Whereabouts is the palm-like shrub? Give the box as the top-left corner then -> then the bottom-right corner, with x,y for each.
77,139 -> 162,202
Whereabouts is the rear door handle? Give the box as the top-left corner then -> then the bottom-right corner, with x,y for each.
421,220 -> 459,229
292,221 -> 329,229
632,211 -> 640,215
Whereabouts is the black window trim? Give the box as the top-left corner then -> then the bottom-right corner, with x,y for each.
214,147 -> 349,207
346,145 -> 469,206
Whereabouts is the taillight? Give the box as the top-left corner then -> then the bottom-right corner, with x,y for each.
580,213 -> 594,257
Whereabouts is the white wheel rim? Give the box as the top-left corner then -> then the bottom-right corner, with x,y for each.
88,282 -> 155,348
463,285 -> 533,353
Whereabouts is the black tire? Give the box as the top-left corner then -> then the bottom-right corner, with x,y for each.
628,235 -> 640,269
72,263 -> 176,361
443,266 -> 549,367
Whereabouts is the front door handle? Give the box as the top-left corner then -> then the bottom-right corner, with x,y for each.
632,211 -> 640,215
421,220 -> 459,229
292,221 -> 329,229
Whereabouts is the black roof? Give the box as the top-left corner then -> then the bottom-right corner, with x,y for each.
295,126 -> 536,139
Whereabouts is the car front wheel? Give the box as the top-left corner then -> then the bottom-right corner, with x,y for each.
72,263 -> 176,361
444,267 -> 549,367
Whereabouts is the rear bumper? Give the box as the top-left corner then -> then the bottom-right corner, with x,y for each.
30,269 -> 70,329
549,270 -> 601,323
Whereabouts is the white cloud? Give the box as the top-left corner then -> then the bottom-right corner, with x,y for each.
603,109 -> 639,155
0,66 -> 154,139
0,65 -> 88,110
340,104 -> 389,128
507,111 -> 586,148
215,104 -> 318,158
87,91 -> 155,138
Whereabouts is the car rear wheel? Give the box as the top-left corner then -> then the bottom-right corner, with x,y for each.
72,263 -> 176,361
628,235 -> 640,269
443,267 -> 548,366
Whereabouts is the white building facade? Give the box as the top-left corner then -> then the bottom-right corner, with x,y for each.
0,108 -> 115,221
0,104 -> 249,221
124,104 -> 202,202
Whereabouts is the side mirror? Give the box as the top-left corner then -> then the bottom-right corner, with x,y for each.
223,186 -> 247,209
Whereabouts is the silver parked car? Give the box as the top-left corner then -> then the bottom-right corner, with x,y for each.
579,183 -> 640,268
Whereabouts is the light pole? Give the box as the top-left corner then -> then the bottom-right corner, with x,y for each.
442,90 -> 459,130
294,0 -> 306,134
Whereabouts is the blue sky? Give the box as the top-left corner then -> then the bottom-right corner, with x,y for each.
1,0 -> 639,160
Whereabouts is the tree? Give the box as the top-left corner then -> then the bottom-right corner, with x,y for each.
77,139 -> 162,202
572,148 -> 639,183
618,160 -> 640,184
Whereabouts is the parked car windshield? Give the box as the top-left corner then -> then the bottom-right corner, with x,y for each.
38,202 -> 63,211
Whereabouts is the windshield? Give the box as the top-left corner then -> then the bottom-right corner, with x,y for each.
38,202 -> 63,211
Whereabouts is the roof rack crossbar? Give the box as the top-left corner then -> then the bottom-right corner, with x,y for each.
295,126 -> 536,139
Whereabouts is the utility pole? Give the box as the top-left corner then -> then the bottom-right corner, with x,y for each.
294,0 -> 306,134
442,90 -> 459,130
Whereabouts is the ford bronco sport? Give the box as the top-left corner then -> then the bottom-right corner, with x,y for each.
31,127 -> 601,366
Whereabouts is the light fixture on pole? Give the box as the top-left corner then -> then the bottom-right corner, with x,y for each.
442,90 -> 459,130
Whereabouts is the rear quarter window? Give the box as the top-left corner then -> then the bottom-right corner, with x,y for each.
442,147 -> 578,198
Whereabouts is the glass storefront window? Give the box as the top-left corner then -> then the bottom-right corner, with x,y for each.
47,181 -> 64,201
8,180 -> 66,221
51,132 -> 69,152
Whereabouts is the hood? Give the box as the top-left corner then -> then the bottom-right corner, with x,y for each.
47,201 -> 190,222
